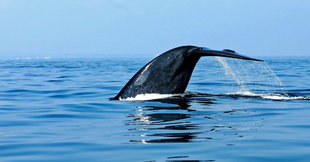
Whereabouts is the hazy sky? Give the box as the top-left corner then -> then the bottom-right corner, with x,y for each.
0,0 -> 309,58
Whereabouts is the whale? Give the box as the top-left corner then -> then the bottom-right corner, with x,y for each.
112,46 -> 263,100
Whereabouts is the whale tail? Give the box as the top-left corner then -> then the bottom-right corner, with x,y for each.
112,46 -> 263,100
195,47 -> 263,62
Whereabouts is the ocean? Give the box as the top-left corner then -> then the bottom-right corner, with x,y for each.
0,57 -> 309,161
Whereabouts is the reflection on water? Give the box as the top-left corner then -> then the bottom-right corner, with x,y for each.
125,96 -> 254,144
1,58 -> 310,161
125,98 -> 196,143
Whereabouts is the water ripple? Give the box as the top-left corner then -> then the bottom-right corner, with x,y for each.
0,58 -> 309,161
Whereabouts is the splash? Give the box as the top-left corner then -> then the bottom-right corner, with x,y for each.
215,57 -> 247,92
262,62 -> 287,95
215,57 -> 290,99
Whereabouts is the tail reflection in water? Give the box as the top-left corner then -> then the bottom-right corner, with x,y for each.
124,96 -> 249,144
125,98 -> 202,143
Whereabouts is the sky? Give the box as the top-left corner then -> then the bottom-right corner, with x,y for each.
0,0 -> 309,58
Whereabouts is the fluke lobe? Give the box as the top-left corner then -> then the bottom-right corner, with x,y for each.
112,46 -> 263,100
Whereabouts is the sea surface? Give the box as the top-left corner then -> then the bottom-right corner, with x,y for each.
0,57 -> 309,161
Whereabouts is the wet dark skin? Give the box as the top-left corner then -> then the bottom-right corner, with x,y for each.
112,46 -> 263,100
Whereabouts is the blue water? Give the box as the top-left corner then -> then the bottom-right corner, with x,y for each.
0,57 -> 309,161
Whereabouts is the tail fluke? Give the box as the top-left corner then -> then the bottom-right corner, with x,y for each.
194,47 -> 263,62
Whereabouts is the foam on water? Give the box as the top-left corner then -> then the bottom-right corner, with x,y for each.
121,92 -> 309,101
120,93 -> 178,101
225,91 -> 308,100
